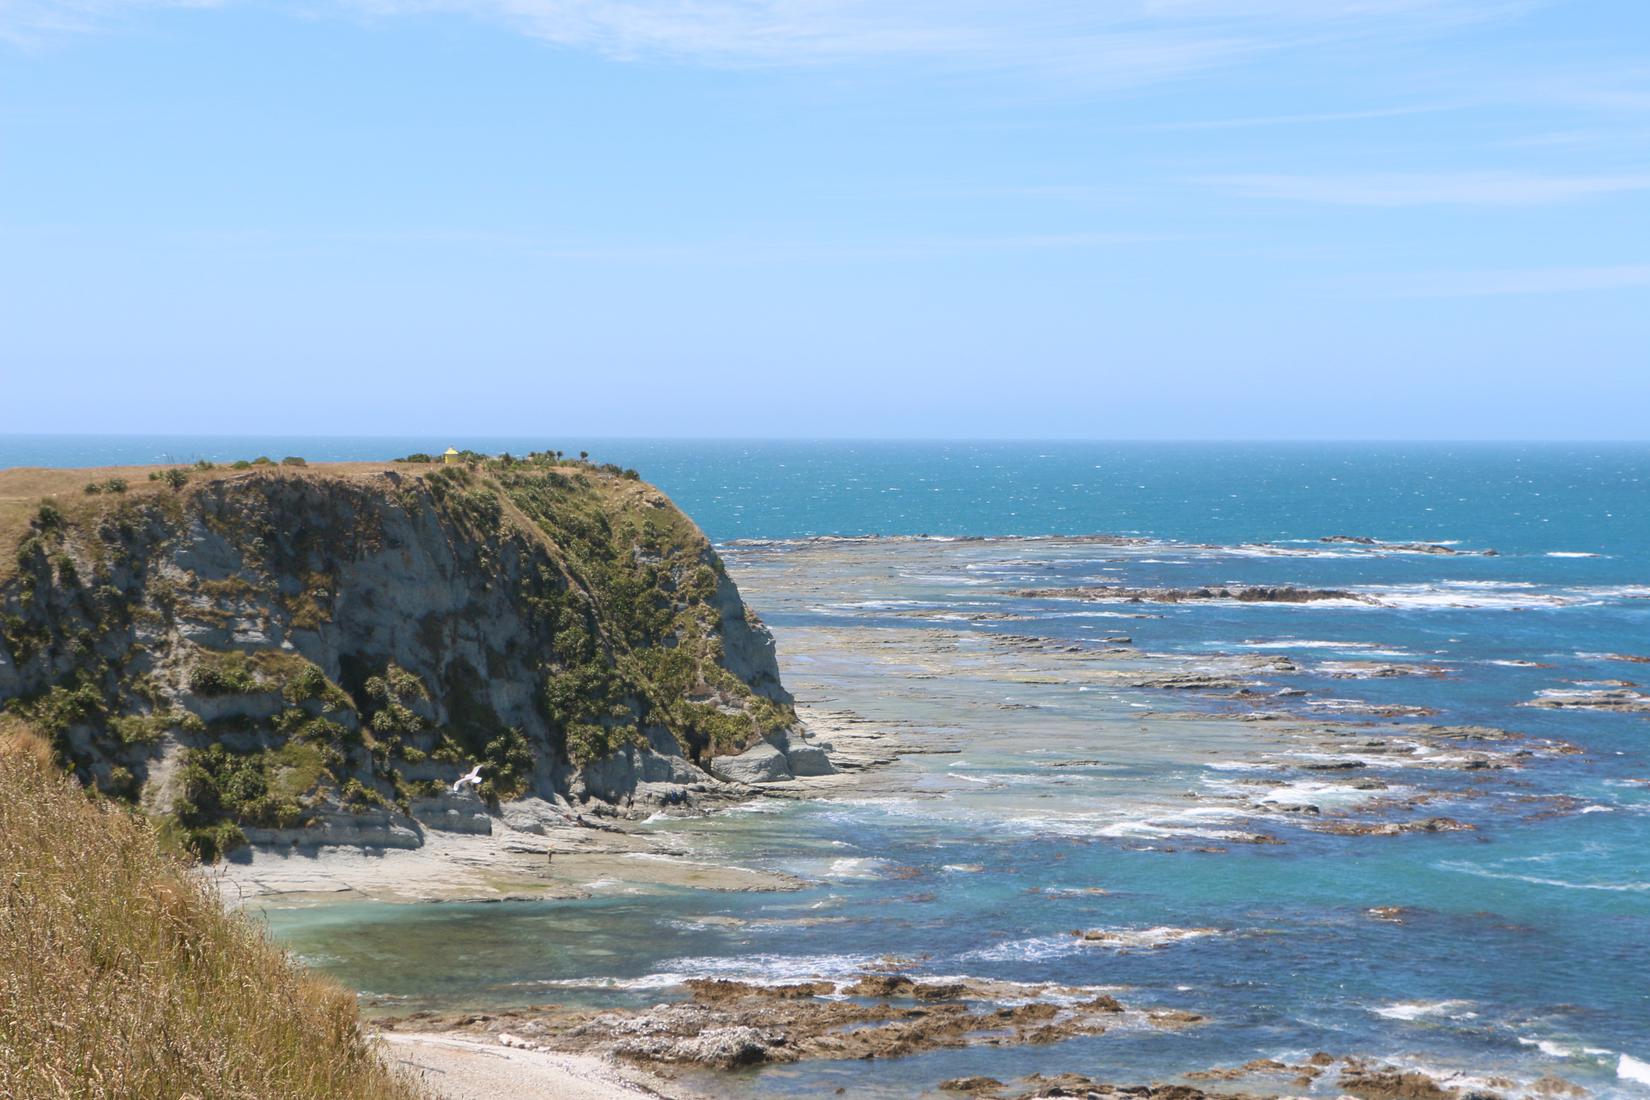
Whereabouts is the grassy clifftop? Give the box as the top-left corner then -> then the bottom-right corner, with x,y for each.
0,722 -> 423,1099
0,453 -> 798,858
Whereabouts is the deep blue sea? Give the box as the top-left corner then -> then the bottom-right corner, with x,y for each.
5,436 -> 1647,1097
3,435 -> 1644,551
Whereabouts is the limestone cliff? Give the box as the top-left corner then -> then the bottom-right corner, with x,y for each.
0,457 -> 825,857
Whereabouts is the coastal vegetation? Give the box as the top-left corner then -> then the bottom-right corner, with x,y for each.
0,721 -> 423,1099
0,454 -> 798,860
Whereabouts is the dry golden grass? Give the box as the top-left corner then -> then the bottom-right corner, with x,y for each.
0,463 -> 401,584
0,458 -> 656,586
0,722 -> 428,1100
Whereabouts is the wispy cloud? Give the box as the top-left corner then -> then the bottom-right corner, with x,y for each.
1392,264 -> 1650,297
355,0 -> 1529,78
3,0 -> 1530,86
1206,170 -> 1650,206
0,0 -> 221,45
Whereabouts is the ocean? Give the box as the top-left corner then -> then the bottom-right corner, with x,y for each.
6,436 -> 1647,1097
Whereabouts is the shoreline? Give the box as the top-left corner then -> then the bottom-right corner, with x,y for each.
382,1032 -> 703,1100
226,547 -> 1629,1100
218,703 -> 916,909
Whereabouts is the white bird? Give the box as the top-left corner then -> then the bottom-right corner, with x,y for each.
451,764 -> 485,794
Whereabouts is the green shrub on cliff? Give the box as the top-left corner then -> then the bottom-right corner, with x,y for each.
32,501 -> 63,532
109,707 -> 203,746
282,661 -> 352,709
481,727 -> 536,799
7,681 -> 105,741
188,650 -> 264,695
171,742 -> 325,857
148,468 -> 189,490
563,720 -> 644,766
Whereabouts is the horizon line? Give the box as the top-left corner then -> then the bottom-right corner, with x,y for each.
2,433 -> 1648,447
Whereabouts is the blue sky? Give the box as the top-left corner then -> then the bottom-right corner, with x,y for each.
1,1 -> 1646,439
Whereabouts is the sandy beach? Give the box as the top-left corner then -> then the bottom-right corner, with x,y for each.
383,1032 -> 701,1100
215,800 -> 803,906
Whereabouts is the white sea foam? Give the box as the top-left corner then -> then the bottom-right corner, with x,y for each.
1226,544 -> 1356,559
1356,582 -> 1583,611
1254,779 -> 1403,809
1546,551 -> 1600,558
1269,750 -> 1388,769
1058,610 -> 1156,619
1620,1053 -> 1650,1086
1094,820 -> 1252,841
1518,1037 -> 1591,1059
992,803 -> 1252,842
517,951 -> 886,993
1435,860 -> 1650,892
1586,585 -> 1650,599
1236,639 -> 1380,650
822,857 -> 892,879
1306,697 -> 1428,714
1075,926 -> 1223,950
1316,659 -> 1431,677
962,925 -> 1221,962
957,935 -> 1085,963
719,799 -> 786,815
1373,999 -> 1473,1021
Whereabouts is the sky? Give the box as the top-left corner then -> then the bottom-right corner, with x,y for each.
0,1 -> 1647,440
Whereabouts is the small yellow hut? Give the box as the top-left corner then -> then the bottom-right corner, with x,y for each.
442,447 -> 461,466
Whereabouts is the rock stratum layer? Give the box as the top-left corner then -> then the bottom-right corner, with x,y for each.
0,458 -> 823,858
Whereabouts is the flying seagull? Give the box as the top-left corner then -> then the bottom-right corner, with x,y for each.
451,764 -> 485,794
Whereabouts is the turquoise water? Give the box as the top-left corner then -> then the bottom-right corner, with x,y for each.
3,436 -> 1642,549
7,436 -> 1648,1096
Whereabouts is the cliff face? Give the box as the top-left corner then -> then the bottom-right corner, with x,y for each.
0,459 -> 815,857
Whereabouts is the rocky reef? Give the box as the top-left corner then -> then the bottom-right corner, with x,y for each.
383,974 -> 1199,1071
1018,584 -> 1373,605
0,457 -> 829,857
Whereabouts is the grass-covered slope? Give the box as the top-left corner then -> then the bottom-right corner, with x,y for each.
0,454 -> 799,858
0,722 -> 423,1100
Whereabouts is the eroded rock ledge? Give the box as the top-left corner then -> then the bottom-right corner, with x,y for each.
382,975 -> 1201,1071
